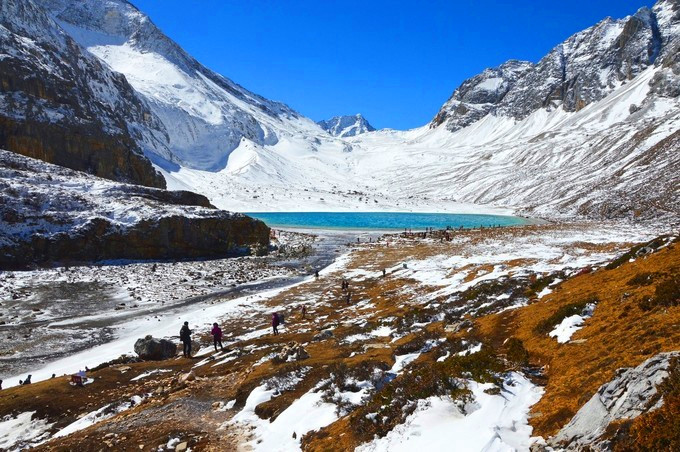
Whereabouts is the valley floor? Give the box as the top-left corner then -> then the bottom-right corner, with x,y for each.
0,220 -> 678,451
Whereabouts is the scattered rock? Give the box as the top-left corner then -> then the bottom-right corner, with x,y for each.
444,320 -> 473,333
178,371 -> 196,385
175,442 -> 188,452
134,335 -> 177,360
312,329 -> 334,341
273,342 -> 309,362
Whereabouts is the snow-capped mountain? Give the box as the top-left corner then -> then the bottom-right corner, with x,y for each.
318,114 -> 376,137
39,0 -> 333,172
3,0 -> 678,220
0,0 -> 166,187
432,2 -> 679,131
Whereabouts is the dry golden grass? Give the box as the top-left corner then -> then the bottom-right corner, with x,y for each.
477,242 -> 680,437
7,225 -> 677,451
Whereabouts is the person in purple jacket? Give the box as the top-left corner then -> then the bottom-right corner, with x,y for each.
211,322 -> 224,351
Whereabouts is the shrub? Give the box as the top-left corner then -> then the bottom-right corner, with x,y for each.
639,276 -> 680,311
505,338 -> 530,367
626,272 -> 659,287
606,236 -> 669,270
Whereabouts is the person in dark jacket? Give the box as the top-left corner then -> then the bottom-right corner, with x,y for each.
22,375 -> 32,385
180,321 -> 192,357
272,313 -> 280,335
211,322 -> 224,351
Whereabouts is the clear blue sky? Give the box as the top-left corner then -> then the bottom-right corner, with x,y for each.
131,0 -> 654,130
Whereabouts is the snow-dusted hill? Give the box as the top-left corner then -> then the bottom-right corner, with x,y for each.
318,114 -> 376,137
26,0 -> 680,220
0,149 -> 269,268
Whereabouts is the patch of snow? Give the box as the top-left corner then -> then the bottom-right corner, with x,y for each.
356,373 -> 543,452
0,412 -> 54,451
549,303 -> 596,343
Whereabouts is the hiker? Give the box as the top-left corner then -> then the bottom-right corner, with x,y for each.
382,268 -> 386,277
272,312 -> 280,335
301,305 -> 307,319
180,321 -> 192,358
346,291 -> 352,304
315,270 -> 319,278
211,322 -> 224,351
0,379 -> 2,390
22,375 -> 32,385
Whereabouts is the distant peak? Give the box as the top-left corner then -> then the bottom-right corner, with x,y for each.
317,114 -> 376,138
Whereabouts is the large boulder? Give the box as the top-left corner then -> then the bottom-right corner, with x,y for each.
551,351 -> 680,449
134,335 -> 177,360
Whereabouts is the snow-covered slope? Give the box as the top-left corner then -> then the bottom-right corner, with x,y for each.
34,0 -> 680,220
40,0 -> 337,172
318,114 -> 376,137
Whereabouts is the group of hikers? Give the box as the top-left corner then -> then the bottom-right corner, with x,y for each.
179,320 -> 225,358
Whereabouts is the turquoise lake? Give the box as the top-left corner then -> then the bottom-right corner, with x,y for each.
245,212 -> 529,231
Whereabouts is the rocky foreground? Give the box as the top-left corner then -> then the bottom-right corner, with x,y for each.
0,150 -> 270,270
0,223 -> 677,451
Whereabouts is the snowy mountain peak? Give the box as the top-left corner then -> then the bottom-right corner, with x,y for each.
38,0 -> 322,172
431,0 -> 679,131
317,114 -> 376,137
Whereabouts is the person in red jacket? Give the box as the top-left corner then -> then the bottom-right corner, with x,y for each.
211,322 -> 224,351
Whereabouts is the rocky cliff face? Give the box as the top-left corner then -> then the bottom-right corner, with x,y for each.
0,149 -> 270,270
318,114 -> 376,137
432,0 -> 680,131
0,0 -> 167,188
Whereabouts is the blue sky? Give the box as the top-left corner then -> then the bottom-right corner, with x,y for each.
132,0 -> 654,130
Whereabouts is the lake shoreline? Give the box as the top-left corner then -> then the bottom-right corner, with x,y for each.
246,211 -> 542,232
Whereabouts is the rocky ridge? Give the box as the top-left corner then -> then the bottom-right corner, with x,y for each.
0,149 -> 270,269
431,0 -> 680,131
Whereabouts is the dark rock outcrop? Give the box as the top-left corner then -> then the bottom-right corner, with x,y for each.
0,149 -> 270,270
1,214 -> 270,270
134,335 -> 177,360
0,0 -> 168,188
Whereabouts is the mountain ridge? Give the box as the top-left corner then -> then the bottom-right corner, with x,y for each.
431,0 -> 679,131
